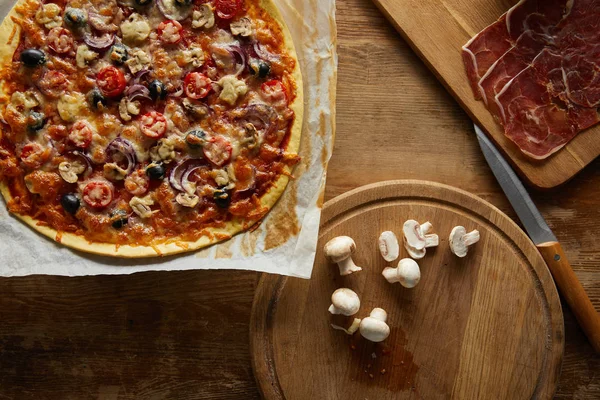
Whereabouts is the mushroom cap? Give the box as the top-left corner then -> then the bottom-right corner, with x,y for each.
360,308 -> 390,342
324,236 -> 356,263
397,258 -> 421,288
329,288 -> 360,316
403,220 -> 426,250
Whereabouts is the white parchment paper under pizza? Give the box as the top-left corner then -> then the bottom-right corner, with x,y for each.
0,0 -> 337,279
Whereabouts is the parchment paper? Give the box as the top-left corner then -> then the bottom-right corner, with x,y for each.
0,0 -> 337,279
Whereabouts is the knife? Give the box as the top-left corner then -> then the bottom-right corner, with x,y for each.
474,124 -> 600,353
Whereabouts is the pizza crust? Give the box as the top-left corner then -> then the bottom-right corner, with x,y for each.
0,0 -> 304,258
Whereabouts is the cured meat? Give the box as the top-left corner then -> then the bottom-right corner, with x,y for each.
462,0 -> 600,159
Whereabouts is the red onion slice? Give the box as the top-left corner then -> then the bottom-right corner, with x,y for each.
234,103 -> 278,135
133,69 -> 151,85
83,32 -> 116,51
126,84 -> 151,102
157,0 -> 193,21
253,42 -> 280,63
106,138 -> 137,174
169,158 -> 206,192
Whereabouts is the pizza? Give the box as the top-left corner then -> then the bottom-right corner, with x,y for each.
0,0 -> 303,257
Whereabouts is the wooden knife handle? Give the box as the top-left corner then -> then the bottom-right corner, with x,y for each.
537,241 -> 600,353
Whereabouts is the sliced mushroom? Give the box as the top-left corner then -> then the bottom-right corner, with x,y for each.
176,192 -> 200,208
103,162 -> 128,181
378,231 -> 399,262
58,160 -> 86,183
192,4 -> 215,29
230,17 -> 252,37
449,226 -> 480,257
130,195 -> 155,219
403,220 -> 439,260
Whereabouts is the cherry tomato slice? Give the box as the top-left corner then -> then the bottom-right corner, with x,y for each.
47,27 -> 74,54
19,142 -> 51,169
140,112 -> 168,139
82,181 -> 114,209
184,72 -> 212,100
68,121 -> 93,149
97,66 -> 127,98
215,0 -> 241,19
261,80 -> 288,105
203,135 -> 232,167
157,20 -> 183,45
124,169 -> 150,196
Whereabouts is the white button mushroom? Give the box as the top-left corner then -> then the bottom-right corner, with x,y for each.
328,288 -> 360,316
359,308 -> 390,342
331,318 -> 362,335
324,236 -> 363,276
449,226 -> 480,257
382,258 -> 421,288
403,220 -> 439,260
378,231 -> 400,262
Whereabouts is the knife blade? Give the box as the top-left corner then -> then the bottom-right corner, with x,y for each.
474,124 -> 600,352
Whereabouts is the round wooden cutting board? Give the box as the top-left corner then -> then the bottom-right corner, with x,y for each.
250,181 -> 564,399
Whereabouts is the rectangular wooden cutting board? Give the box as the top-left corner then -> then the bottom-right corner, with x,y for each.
371,0 -> 600,189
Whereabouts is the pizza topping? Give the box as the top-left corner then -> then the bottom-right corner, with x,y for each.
203,135 -> 232,167
148,80 -> 168,100
104,162 -> 129,181
248,58 -> 271,78
157,0 -> 193,21
261,79 -> 288,108
182,98 -> 210,119
215,0 -> 241,20
110,209 -> 129,229
185,130 -> 207,148
107,43 -> 128,65
35,4 -> 63,30
191,4 -> 215,30
87,88 -> 108,111
60,193 -> 80,214
130,195 -> 155,218
82,180 -> 114,209
106,138 -> 137,175
64,8 -> 88,28
125,169 -> 150,196
126,49 -> 151,74
119,98 -> 142,121
68,121 -> 94,148
27,111 -> 46,133
183,72 -> 212,100
158,20 -> 184,45
58,160 -> 86,183
120,14 -> 151,44
83,31 -> 116,52
146,162 -> 166,180
57,93 -> 87,122
140,112 -> 168,139
47,28 -> 75,54
20,49 -> 46,67
76,45 -> 99,68
230,18 -> 253,37
218,75 -> 248,105
180,45 -> 205,68
88,11 -> 119,33
176,192 -> 200,208
19,142 -> 52,170
97,67 -> 127,98
213,188 -> 230,208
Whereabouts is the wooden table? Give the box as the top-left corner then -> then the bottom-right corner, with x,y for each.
0,0 -> 598,398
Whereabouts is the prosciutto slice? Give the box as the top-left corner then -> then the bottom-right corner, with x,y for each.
462,0 -> 600,159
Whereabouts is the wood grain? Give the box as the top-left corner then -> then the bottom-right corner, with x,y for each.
370,0 -> 600,189
0,0 -> 598,398
251,181 -> 564,399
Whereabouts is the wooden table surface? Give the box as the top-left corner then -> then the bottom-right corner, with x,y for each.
1,0 -> 598,398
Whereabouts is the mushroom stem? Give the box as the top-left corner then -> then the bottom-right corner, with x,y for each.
421,221 -> 433,234
463,230 -> 480,246
338,258 -> 362,276
382,267 -> 399,283
424,234 -> 439,248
